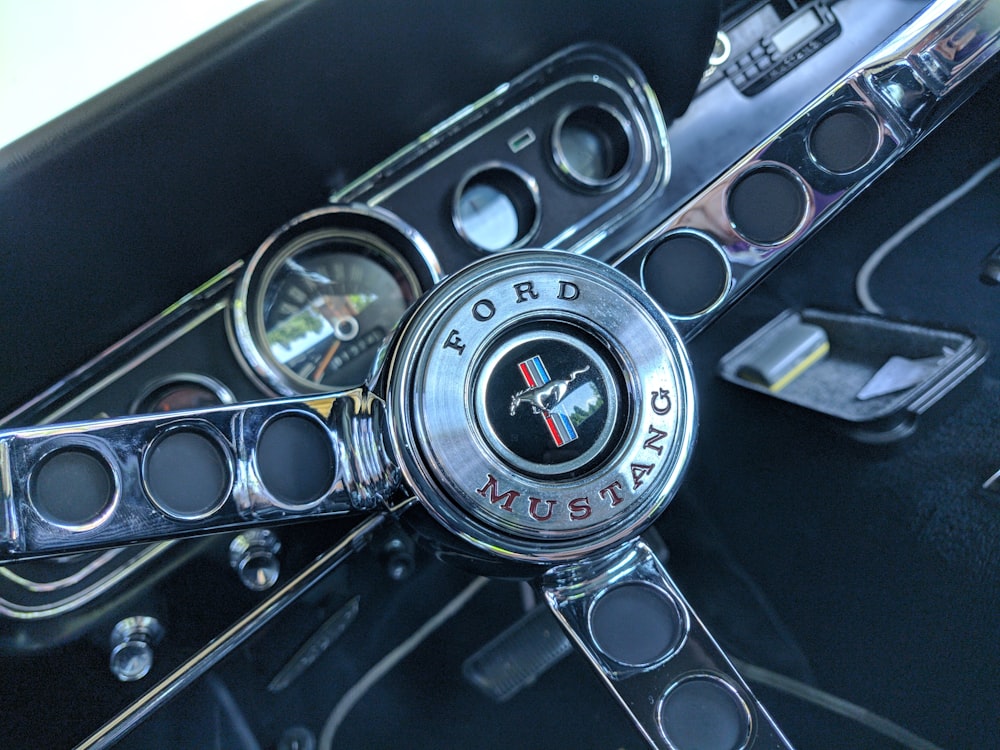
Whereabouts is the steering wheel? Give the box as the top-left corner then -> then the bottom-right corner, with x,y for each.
0,249 -> 791,750
4,2 -> 996,745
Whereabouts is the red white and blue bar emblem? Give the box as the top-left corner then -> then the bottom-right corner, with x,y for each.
517,356 -> 580,447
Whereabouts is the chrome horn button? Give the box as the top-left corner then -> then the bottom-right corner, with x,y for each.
383,250 -> 697,563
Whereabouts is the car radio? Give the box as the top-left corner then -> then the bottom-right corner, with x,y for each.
703,2 -> 842,96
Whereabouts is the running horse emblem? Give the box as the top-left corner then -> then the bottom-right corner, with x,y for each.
510,365 -> 590,416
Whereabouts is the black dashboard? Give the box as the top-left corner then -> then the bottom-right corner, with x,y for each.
1,1 -> 999,748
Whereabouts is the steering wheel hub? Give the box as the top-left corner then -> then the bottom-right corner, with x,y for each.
382,251 -> 697,562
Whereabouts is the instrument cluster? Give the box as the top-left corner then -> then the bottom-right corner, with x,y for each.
230,44 -> 669,397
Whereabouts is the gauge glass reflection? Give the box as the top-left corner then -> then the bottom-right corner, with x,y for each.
552,104 -> 631,188
131,374 -> 235,414
457,183 -> 520,250
255,231 -> 420,392
453,165 -> 540,252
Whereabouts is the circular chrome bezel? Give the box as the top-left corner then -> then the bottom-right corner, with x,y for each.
382,250 -> 696,563
249,409 -> 337,512
129,373 -> 236,415
452,162 -> 542,252
140,421 -> 235,521
656,672 -> 753,750
587,581 -> 690,669
28,439 -> 122,532
806,103 -> 884,176
639,228 -> 733,320
550,102 -> 635,192
709,31 -> 733,67
725,162 -> 813,248
230,204 -> 440,397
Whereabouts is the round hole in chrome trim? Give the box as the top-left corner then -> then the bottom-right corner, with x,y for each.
452,163 -> 541,252
551,103 -> 633,191
640,229 -> 732,319
253,411 -> 336,510
141,423 -> 234,521
29,444 -> 120,530
588,581 -> 688,668
807,104 -> 882,175
657,673 -> 752,750
726,163 -> 810,247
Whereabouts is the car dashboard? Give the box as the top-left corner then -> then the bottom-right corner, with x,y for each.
0,1 -> 998,748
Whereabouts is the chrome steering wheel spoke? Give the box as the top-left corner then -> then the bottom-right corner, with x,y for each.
545,539 -> 793,750
0,389 -> 397,561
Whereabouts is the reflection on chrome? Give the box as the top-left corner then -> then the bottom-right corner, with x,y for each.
544,539 -> 791,749
613,0 -> 1000,340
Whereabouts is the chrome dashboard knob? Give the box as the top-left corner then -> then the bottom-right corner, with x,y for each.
109,616 -> 164,682
229,529 -> 283,591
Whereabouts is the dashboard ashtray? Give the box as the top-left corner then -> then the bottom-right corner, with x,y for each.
718,308 -> 988,442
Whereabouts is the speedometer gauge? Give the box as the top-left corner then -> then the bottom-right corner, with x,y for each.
260,233 -> 416,390
232,205 -> 439,395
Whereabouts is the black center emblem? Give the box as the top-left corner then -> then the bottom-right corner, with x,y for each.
475,324 -> 624,478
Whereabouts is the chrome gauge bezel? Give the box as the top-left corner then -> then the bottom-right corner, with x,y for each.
550,102 -> 636,192
129,373 -> 236,415
451,162 -> 542,253
230,204 -> 441,396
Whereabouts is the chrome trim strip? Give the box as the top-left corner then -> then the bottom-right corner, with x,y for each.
77,512 -> 388,750
0,548 -> 124,593
46,301 -> 229,422
0,542 -> 174,620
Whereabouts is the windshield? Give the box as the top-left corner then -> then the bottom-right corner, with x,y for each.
0,0 -> 259,148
